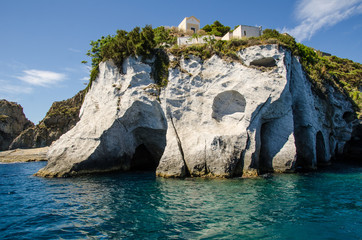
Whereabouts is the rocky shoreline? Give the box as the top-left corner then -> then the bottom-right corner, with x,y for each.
0,147 -> 48,163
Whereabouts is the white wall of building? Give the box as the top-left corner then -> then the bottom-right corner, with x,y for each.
221,32 -> 232,41
178,18 -> 187,31
224,25 -> 262,40
240,25 -> 262,38
178,16 -> 200,32
233,25 -> 242,38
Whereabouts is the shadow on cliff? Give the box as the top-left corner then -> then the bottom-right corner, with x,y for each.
70,100 -> 168,174
248,89 -> 295,175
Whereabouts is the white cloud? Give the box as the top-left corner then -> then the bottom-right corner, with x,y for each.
80,77 -> 89,81
17,69 -> 66,87
0,80 -> 33,94
283,0 -> 362,41
68,48 -> 82,53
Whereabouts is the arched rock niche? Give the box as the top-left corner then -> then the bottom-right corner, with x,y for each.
121,101 -> 167,171
212,90 -> 246,122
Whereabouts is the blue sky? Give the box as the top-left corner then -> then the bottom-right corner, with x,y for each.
1,0 -> 361,123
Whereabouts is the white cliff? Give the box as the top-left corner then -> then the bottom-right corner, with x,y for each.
36,44 -> 356,177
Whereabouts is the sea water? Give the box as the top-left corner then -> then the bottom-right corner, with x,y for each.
0,161 -> 361,239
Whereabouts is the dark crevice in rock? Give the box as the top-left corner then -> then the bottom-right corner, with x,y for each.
259,122 -> 274,174
169,116 -> 190,177
131,144 -> 158,171
204,140 -> 208,175
250,57 -> 277,67
294,126 -> 315,170
342,111 -> 355,123
342,120 -> 362,164
232,134 -> 249,177
316,131 -> 328,166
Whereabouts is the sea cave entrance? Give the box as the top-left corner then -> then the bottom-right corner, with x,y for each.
129,125 -> 167,172
131,144 -> 159,171
316,131 -> 327,166
116,101 -> 167,173
259,121 -> 274,174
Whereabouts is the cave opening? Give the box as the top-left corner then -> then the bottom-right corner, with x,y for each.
343,112 -> 354,123
129,126 -> 167,172
316,131 -> 327,166
259,122 -> 274,174
250,57 -> 277,68
130,144 -> 159,171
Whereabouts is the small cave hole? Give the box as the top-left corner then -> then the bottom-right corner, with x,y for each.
250,57 -> 276,67
342,112 -> 354,123
131,144 -> 159,171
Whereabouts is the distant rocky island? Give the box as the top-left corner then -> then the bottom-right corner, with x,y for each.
1,20 -> 361,177
0,91 -> 84,151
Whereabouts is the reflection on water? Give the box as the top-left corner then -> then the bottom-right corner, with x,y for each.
0,162 -> 361,239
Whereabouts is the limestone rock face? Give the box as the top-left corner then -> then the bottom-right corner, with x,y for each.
37,44 -> 357,177
9,90 -> 85,149
0,100 -> 33,150
37,59 -> 167,177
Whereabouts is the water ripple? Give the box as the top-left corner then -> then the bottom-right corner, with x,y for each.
0,162 -> 361,239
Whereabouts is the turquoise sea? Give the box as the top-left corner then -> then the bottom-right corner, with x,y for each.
0,161 -> 361,239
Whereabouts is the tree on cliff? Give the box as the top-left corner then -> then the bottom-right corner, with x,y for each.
202,21 -> 231,37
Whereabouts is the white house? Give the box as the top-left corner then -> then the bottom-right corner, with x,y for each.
222,25 -> 262,40
178,16 -> 200,33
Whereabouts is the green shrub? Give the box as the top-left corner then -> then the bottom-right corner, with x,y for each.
152,50 -> 169,87
83,25 -> 361,117
84,25 -> 157,90
153,26 -> 176,46
202,21 -> 231,37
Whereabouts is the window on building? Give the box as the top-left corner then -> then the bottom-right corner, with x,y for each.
191,27 -> 196,33
244,31 -> 247,36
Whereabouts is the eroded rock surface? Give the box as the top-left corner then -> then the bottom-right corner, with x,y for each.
37,59 -> 167,177
0,100 -> 33,150
37,45 -> 357,177
10,90 -> 85,149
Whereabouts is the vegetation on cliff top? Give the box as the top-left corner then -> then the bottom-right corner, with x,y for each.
84,25 -> 361,118
202,21 -> 231,37
45,90 -> 86,120
84,25 -> 169,91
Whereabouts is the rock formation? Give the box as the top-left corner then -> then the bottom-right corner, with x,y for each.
342,119 -> 362,163
36,44 -> 358,177
10,90 -> 85,149
0,100 -> 33,151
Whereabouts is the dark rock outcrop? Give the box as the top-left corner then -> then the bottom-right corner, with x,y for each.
0,100 -> 33,150
9,90 -> 85,149
342,120 -> 362,163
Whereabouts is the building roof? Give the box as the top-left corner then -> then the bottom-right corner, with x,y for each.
186,16 -> 200,23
